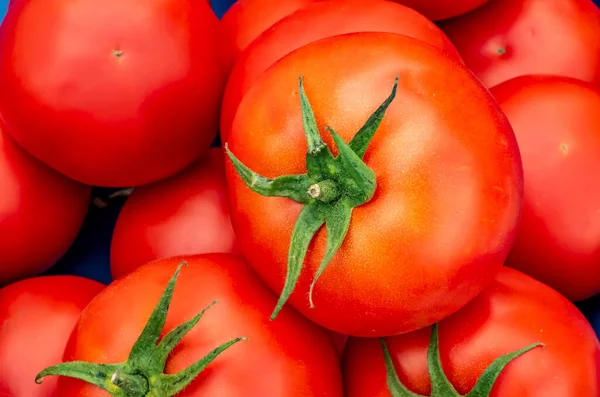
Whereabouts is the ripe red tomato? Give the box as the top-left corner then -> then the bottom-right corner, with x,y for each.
225,32 -> 523,337
489,76 -> 600,302
343,267 -> 600,396
0,0 -> 226,187
42,255 -> 343,396
0,275 -> 104,397
0,127 -> 90,285
218,0 -> 321,71
220,0 -> 462,141
391,0 -> 491,20
440,0 -> 600,88
110,149 -> 238,280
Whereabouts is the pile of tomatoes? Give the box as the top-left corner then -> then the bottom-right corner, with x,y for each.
1,0 -> 600,396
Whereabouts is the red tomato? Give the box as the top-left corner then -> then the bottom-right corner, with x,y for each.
343,267 -> 600,396
110,149 -> 238,280
391,0 -> 491,20
0,127 -> 90,285
440,0 -> 600,88
0,276 -> 104,397
47,255 -> 343,396
218,0 -> 321,71
220,0 -> 462,141
489,76 -> 600,301
226,32 -> 523,337
0,0 -> 226,187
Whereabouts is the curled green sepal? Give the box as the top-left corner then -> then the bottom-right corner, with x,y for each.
380,323 -> 545,397
225,75 -> 399,319
35,262 -> 247,397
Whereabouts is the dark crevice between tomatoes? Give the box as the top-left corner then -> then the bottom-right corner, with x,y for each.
380,323 -> 544,397
35,262 -> 247,397
225,75 -> 398,320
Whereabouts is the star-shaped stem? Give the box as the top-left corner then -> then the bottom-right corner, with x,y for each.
226,75 -> 398,320
380,323 -> 544,397
35,262 -> 247,396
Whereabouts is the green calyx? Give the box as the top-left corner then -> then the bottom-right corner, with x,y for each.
380,323 -> 544,397
35,262 -> 247,397
226,75 -> 399,320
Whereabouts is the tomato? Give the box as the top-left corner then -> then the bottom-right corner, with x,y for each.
487,76 -> 600,301
219,0 -> 462,140
218,0 -> 321,71
225,32 -> 523,337
0,275 -> 104,397
391,0 -> 491,20
342,267 -> 600,397
0,127 -> 90,285
0,0 -> 226,187
37,255 -> 343,396
439,0 -> 600,88
110,149 -> 239,280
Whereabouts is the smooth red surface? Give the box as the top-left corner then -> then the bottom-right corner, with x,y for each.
0,0 -> 226,187
0,276 -> 104,397
440,0 -> 600,88
490,76 -> 600,301
392,0 -> 491,20
220,0 -> 462,141
226,32 -> 523,337
57,255 -> 343,396
343,268 -> 600,396
110,149 -> 238,280
218,0 -> 321,71
0,128 -> 90,285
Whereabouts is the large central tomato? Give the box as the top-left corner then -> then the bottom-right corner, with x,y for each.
225,32 -> 523,337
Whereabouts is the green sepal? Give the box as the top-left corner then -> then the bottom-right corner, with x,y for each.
349,76 -> 399,159
308,200 -> 353,308
226,75 -> 399,319
36,362 -> 125,396
381,323 -> 544,397
271,203 -> 327,320
35,262 -> 247,397
225,147 -> 314,204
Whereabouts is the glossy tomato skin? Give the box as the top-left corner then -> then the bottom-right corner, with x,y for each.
110,149 -> 239,280
0,127 -> 90,285
343,268 -> 600,397
58,255 -> 343,396
218,0 -> 321,71
220,0 -> 462,140
226,32 -> 523,337
489,76 -> 600,301
440,0 -> 600,88
0,276 -> 104,397
0,0 -> 226,187
391,0 -> 491,20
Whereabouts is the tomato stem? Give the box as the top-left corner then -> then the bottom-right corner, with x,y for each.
35,262 -> 247,396
380,323 -> 544,397
225,75 -> 398,319
307,180 -> 340,203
